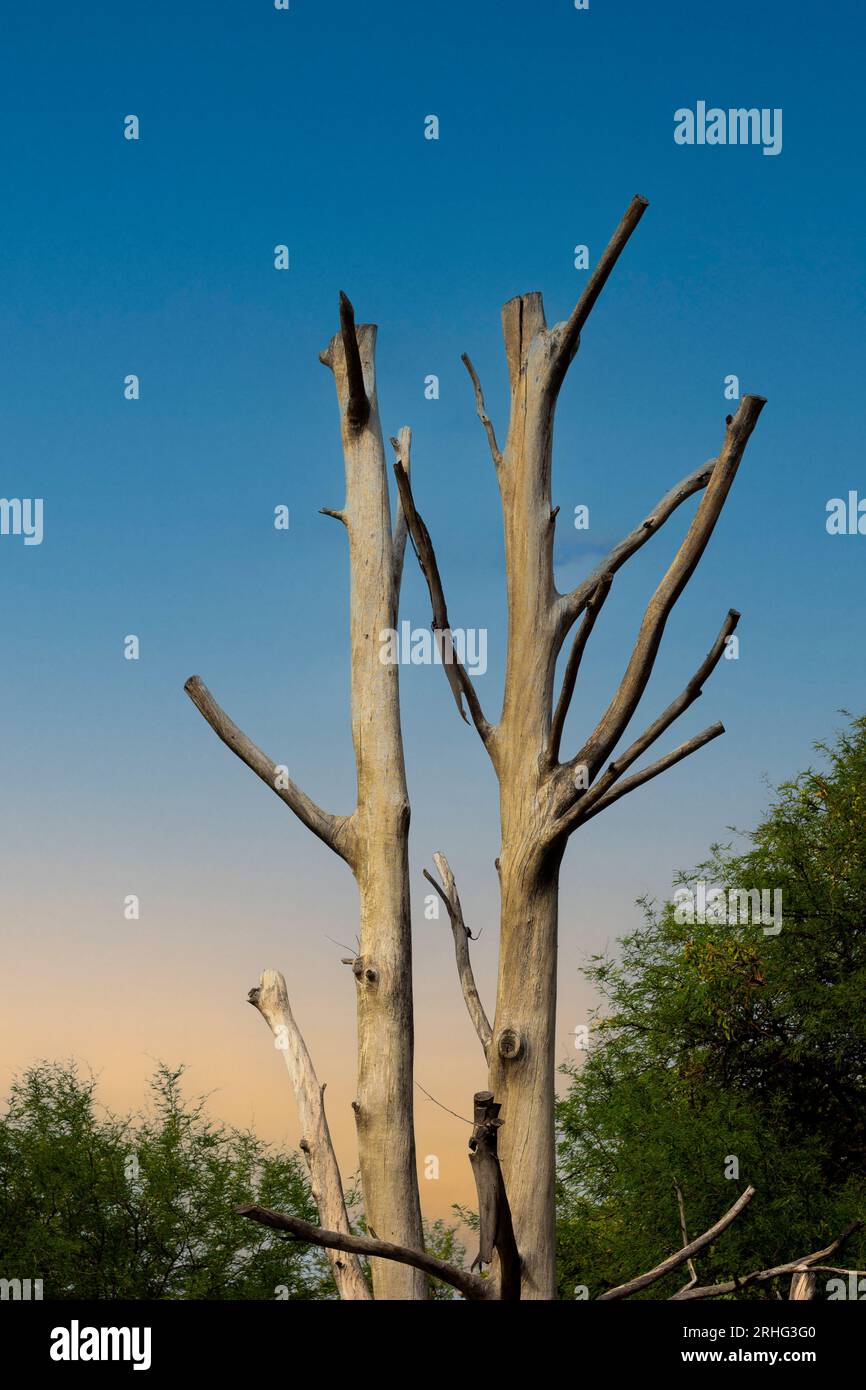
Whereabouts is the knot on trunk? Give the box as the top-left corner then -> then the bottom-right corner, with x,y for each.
497,1028 -> 524,1061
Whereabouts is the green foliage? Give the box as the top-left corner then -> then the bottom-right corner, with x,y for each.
0,1060 -> 335,1299
424,1215 -> 469,1300
556,714 -> 866,1299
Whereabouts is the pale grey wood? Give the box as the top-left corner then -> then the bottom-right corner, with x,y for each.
319,301 -> 426,1300
248,970 -> 371,1300
598,1185 -> 756,1300
424,853 -> 492,1059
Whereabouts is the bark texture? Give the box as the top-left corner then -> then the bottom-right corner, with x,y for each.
248,969 -> 371,1300
397,196 -> 766,1298
319,311 -> 426,1300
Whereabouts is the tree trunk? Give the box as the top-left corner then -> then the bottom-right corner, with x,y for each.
488,850 -> 560,1299
322,318 -> 426,1299
484,293 -> 563,1299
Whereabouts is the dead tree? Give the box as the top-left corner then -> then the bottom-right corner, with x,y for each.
187,194 -> 767,1300
185,293 -> 425,1299
395,193 -> 766,1298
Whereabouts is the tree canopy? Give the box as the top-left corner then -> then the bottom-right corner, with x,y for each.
556,714 -> 866,1299
0,1060 -> 334,1299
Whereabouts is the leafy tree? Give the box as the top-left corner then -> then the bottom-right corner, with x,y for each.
556,714 -> 866,1298
0,1061 -> 334,1299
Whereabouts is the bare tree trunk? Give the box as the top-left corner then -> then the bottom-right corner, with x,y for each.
488,853 -> 560,1298
187,297 -> 425,1300
482,293 -> 564,1299
395,197 -> 766,1299
320,308 -> 426,1300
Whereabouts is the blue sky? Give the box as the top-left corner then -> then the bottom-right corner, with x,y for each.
1,0 -> 863,1193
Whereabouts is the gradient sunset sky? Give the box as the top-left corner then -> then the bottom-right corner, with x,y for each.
1,0 -> 864,1220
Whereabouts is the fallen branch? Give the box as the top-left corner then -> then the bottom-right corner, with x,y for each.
671,1220 -> 863,1301
236,1205 -> 489,1301
597,1185 -> 755,1300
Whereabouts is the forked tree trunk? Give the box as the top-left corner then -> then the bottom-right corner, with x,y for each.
395,198 -> 766,1298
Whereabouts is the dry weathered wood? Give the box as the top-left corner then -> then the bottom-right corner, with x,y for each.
597,1185 -> 756,1300
468,1091 -> 521,1300
402,196 -> 764,1299
570,723 -> 726,828
423,853 -> 492,1059
558,608 -> 740,831
548,573 -> 613,765
671,1220 -> 863,1301
390,428 -> 412,593
392,456 -> 491,742
248,969 -> 370,1300
319,297 -> 425,1299
183,676 -> 356,867
570,395 -> 765,785
461,354 -> 502,467
674,1181 -> 699,1291
188,293 -> 425,1300
338,290 -> 370,434
551,193 -> 649,383
236,1205 -> 489,1301
789,1271 -> 817,1300
192,197 -> 767,1304
559,459 -> 716,629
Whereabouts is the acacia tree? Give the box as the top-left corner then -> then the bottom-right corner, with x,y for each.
185,195 -> 766,1300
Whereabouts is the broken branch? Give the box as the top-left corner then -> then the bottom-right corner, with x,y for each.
597,1184 -> 755,1300
469,1091 -> 521,1300
390,428 -> 412,594
184,676 -> 356,867
423,853 -> 492,1059
671,1220 -> 863,1302
562,723 -> 726,834
461,354 -> 502,467
338,291 -> 370,433
561,608 -> 739,820
559,459 -> 716,631
248,969 -> 370,1300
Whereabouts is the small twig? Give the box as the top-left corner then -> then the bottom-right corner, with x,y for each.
414,1080 -> 472,1125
